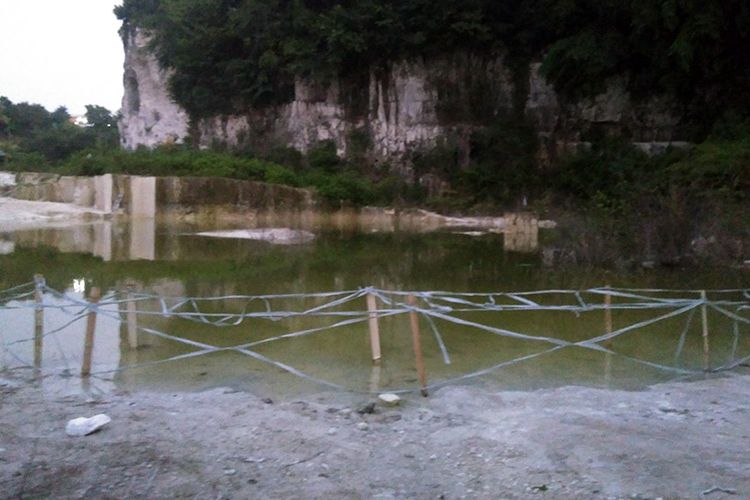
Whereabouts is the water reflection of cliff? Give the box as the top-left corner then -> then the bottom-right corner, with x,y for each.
4,210 -> 541,264
8,220 -> 158,262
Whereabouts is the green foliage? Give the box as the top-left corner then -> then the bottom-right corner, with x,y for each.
85,105 -> 119,147
56,147 -> 380,206
60,148 -> 278,180
553,139 -> 654,203
460,115 -> 539,203
304,169 -> 375,205
667,138 -> 750,200
1,96 -> 120,165
263,163 -> 300,186
114,0 -> 750,129
552,134 -> 750,209
22,125 -> 97,162
306,140 -> 341,172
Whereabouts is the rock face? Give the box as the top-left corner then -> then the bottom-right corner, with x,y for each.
119,29 -> 190,149
119,29 -> 686,163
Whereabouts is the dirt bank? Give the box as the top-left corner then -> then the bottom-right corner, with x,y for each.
1,371 -> 748,499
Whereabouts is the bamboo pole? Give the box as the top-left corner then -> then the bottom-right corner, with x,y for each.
81,287 -> 101,377
604,285 -> 613,337
33,274 -> 44,370
126,282 -> 138,350
369,363 -> 382,394
366,293 -> 382,363
701,290 -> 710,370
408,294 -> 429,397
603,285 -> 613,386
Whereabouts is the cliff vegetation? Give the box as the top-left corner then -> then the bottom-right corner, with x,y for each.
115,0 -> 750,135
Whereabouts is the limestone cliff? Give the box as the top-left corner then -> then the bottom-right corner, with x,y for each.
119,29 -> 189,149
119,28 -> 686,163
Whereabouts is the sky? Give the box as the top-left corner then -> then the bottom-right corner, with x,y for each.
0,1 -> 124,115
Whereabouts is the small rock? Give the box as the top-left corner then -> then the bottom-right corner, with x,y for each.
378,394 -> 401,407
65,414 -> 111,437
356,422 -> 369,431
327,427 -> 338,435
262,398 -> 273,405
224,469 -> 236,476
357,403 -> 376,415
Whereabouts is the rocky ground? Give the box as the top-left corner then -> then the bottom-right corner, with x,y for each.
1,370 -> 749,499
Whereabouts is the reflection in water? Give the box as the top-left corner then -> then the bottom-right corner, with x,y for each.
0,210 -> 541,263
93,222 -> 112,261
1,290 -> 122,376
0,216 -> 748,397
130,218 -> 156,261
503,212 -> 539,253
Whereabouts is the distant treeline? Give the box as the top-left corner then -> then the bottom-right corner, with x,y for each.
116,0 -> 750,131
0,97 -> 118,164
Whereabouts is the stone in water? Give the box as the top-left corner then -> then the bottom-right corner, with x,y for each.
65,414 -> 111,437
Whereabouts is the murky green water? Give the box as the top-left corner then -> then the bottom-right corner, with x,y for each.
1,216 -> 748,398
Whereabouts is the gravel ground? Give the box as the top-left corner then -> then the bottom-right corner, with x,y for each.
1,370 -> 749,499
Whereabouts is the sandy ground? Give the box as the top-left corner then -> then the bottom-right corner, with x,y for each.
0,199 -> 106,232
1,370 -> 749,499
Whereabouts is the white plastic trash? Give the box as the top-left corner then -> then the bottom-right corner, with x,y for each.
65,414 -> 111,437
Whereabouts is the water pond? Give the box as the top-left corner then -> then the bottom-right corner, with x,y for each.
1,214 -> 748,399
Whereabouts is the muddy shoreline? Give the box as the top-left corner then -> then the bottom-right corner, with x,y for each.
1,370 -> 749,499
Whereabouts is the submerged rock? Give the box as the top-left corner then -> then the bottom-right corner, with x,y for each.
65,414 -> 111,437
195,228 -> 315,245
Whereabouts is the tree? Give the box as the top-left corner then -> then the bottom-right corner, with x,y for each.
85,105 -> 119,147
85,105 -> 116,129
50,106 -> 71,126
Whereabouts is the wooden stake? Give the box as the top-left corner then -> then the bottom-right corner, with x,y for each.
81,286 -> 101,377
408,294 -> 428,397
701,290 -> 710,370
126,282 -> 138,350
366,293 -> 382,363
33,274 -> 44,370
604,286 -> 613,338
603,285 -> 613,386
369,363 -> 382,394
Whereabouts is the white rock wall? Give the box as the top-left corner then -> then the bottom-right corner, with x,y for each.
118,29 -> 190,149
118,29 -> 684,161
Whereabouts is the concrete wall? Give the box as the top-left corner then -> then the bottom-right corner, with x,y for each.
130,176 -> 156,218
1,171 -> 318,219
94,174 -> 114,213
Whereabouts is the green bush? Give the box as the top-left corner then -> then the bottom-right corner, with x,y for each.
307,141 -> 341,172
263,164 -> 300,186
311,172 -> 375,205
